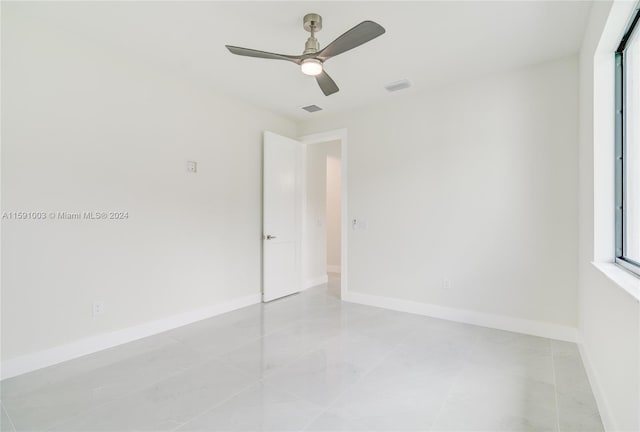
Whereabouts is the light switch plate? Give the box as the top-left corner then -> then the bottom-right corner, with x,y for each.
92,301 -> 104,316
352,219 -> 368,230
186,161 -> 197,173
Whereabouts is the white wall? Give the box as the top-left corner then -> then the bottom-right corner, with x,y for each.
1,8 -> 296,365
303,140 -> 340,287
326,150 -> 342,273
301,55 -> 579,331
578,1 -> 640,431
5,12 -> 638,432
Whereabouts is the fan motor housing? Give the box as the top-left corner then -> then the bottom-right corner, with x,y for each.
303,13 -> 322,32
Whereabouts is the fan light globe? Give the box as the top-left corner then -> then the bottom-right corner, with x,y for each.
301,59 -> 323,76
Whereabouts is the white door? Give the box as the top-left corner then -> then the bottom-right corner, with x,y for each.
263,131 -> 302,302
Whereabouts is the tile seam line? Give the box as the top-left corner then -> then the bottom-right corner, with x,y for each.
1,402 -> 18,432
42,300 -> 337,429
298,326 -> 420,431
169,305 -> 362,430
168,379 -> 260,432
42,351 -> 256,432
427,328 -> 488,431
217,303 -> 382,381
41,300 -> 347,431
10,304 -> 287,401
550,340 -> 562,432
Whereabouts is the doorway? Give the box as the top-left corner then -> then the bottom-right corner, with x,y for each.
301,129 -> 348,299
325,149 -> 341,298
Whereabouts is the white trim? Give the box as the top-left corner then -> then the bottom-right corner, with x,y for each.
326,265 -> 341,273
343,291 -> 578,342
592,262 -> 640,301
0,294 -> 261,380
304,275 -> 328,290
299,128 -> 348,301
578,338 -> 616,432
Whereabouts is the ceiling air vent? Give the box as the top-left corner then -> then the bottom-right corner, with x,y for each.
385,79 -> 411,93
301,104 -> 323,113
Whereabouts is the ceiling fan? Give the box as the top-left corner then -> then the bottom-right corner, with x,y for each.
225,13 -> 385,96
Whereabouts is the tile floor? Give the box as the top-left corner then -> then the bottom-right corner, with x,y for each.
0,274 -> 603,431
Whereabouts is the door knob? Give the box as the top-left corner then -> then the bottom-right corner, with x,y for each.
265,234 -> 277,240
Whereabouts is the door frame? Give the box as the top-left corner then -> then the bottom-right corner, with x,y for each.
299,128 -> 348,299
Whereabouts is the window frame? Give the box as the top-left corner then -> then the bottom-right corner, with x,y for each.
615,5 -> 640,277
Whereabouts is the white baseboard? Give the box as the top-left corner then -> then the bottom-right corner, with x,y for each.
327,265 -> 341,273
342,291 -> 578,342
304,275 -> 329,290
578,338 -> 615,432
0,294 -> 261,381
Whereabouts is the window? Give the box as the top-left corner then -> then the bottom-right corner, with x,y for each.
616,5 -> 640,276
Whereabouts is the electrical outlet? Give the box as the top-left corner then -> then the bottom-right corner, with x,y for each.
443,279 -> 452,289
92,301 -> 104,316
352,218 -> 368,231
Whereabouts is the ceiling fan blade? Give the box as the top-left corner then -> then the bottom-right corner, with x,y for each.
316,70 -> 339,96
317,21 -> 385,61
225,45 -> 302,64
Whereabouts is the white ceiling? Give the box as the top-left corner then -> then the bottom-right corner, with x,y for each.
11,1 -> 592,120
